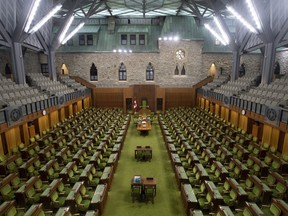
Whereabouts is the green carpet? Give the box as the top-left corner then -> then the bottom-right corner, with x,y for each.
102,117 -> 185,216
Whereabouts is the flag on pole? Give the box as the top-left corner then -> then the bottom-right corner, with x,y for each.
133,98 -> 138,111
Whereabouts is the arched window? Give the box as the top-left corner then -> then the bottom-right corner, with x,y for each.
174,64 -> 179,75
90,63 -> 98,81
119,62 -> 127,80
146,62 -> 154,80
181,64 -> 186,75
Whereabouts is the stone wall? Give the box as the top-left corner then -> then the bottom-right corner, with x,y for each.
0,49 -> 11,77
202,53 -> 263,78
56,40 -> 208,88
23,50 -> 41,74
276,50 -> 288,75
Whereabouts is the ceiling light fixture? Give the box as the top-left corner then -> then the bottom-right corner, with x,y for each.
29,4 -> 62,34
61,22 -> 85,44
59,16 -> 74,43
24,0 -> 42,32
226,6 -> 257,33
204,23 -> 227,45
214,16 -> 229,45
246,0 -> 262,30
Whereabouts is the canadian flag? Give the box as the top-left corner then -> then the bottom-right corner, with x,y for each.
133,98 -> 138,110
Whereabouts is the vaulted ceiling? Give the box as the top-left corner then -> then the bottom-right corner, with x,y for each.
57,0 -> 230,20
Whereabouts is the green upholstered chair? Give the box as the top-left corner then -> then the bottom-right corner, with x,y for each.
198,192 -> 212,211
91,165 -> 102,178
194,182 -> 206,197
0,202 -> 25,216
57,181 -> 70,196
51,191 -> 66,209
34,178 -> 48,192
27,165 -> 36,177
246,158 -> 254,169
11,176 -> 22,190
68,170 -> 80,184
272,182 -> 287,199
87,173 -> 100,187
0,153 -> 6,162
264,155 -> 272,165
230,166 -> 241,180
218,179 -> 231,194
242,207 -> 253,216
210,169 -> 221,183
34,159 -> 41,170
240,177 -> 253,191
97,157 -> 106,169
80,184 -> 94,199
271,161 -> 281,171
131,185 -> 141,202
182,157 -> 191,169
143,149 -> 152,161
282,154 -> 288,162
247,186 -> 261,202
262,201 -> 282,216
0,184 -> 14,200
265,173 -> 277,187
223,189 -> 237,206
75,193 -> 90,212
79,154 -> 89,167
145,187 -> 155,203
7,161 -> 17,173
15,157 -> 23,167
26,187 -> 40,205
47,167 -> 59,180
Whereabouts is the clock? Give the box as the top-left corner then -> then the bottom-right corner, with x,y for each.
241,110 -> 246,115
42,110 -> 47,116
176,49 -> 185,60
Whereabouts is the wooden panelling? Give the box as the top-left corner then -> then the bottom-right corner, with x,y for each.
83,97 -> 90,108
59,108 -> 65,122
239,115 -> 248,132
270,128 -> 280,150
38,115 -> 49,135
0,136 -> 3,154
283,133 -> 288,155
252,124 -> 259,138
5,127 -> 21,154
133,85 -> 156,111
50,110 -> 59,128
95,88 -> 124,108
165,88 -> 193,109
214,104 -> 219,117
21,123 -> 30,145
77,101 -> 82,112
155,87 -> 165,112
123,87 -> 133,113
231,111 -> 239,127
262,125 -> 272,145
28,125 -> 35,139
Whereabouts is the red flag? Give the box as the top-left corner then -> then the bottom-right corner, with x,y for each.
133,98 -> 138,111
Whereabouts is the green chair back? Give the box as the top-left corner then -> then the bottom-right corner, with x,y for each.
270,203 -> 281,216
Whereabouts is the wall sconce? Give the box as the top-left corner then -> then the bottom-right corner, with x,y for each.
209,63 -> 217,76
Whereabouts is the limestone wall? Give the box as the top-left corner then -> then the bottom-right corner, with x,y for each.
276,50 -> 288,75
56,40 -> 208,88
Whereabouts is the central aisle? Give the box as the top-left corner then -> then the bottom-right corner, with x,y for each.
103,117 -> 185,216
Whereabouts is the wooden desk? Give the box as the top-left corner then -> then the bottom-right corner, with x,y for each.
142,177 -> 157,196
181,183 -> 198,215
175,166 -> 189,189
134,146 -> 152,161
90,184 -> 108,215
137,121 -> 152,135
